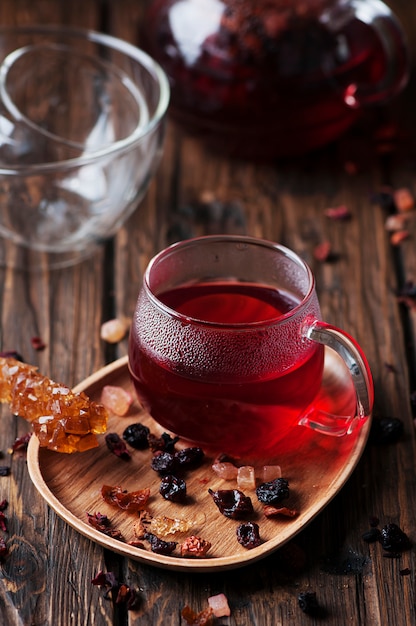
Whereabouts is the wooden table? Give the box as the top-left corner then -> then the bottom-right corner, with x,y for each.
0,1 -> 415,624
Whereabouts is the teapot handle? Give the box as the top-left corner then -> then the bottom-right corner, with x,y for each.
323,0 -> 409,108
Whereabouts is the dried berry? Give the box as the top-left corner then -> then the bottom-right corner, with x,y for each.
0,537 -> 8,560
151,451 -> 178,475
236,521 -> 262,549
148,432 -> 179,452
362,528 -> 381,543
105,433 -> 131,460
11,432 -> 32,452
298,591 -> 321,616
175,447 -> 204,470
370,417 -> 404,444
122,423 -> 150,449
159,474 -> 187,502
256,477 -> 289,506
380,523 -> 412,552
0,467 -> 10,477
87,512 -> 125,541
208,488 -> 253,519
144,532 -> 177,555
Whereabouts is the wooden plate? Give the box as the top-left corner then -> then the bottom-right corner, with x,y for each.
27,351 -> 371,572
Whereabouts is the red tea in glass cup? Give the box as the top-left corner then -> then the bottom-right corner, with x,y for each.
128,236 -> 373,459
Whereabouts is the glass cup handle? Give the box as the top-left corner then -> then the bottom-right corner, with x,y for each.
323,0 -> 409,108
300,320 -> 374,436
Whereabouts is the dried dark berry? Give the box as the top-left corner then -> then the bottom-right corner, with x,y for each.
380,523 -> 412,552
144,532 -> 177,555
148,432 -> 179,452
0,467 -> 10,477
369,417 -> 404,444
362,528 -> 381,543
122,423 -> 150,449
208,488 -> 253,519
0,350 -> 24,361
298,591 -> 320,616
151,451 -> 178,475
160,474 -> 187,502
105,433 -> 131,460
256,478 -> 289,505
236,521 -> 262,549
174,447 -> 204,469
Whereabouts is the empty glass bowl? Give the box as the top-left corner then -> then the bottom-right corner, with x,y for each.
0,25 -> 170,268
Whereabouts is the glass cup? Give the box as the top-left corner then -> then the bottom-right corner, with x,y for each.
128,235 -> 374,459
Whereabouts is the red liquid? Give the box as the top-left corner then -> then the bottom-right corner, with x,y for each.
129,283 -> 324,459
143,0 -> 408,158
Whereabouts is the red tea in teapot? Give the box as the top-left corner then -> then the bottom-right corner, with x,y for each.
143,0 -> 408,158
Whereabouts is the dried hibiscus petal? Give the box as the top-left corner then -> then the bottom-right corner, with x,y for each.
264,505 -> 298,518
208,488 -> 253,519
181,605 -> 215,626
86,512 -> 125,541
0,512 -> 7,532
105,433 -> 131,460
101,485 -> 150,511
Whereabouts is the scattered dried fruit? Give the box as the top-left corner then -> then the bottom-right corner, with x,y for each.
105,433 -> 131,460
380,523 -> 412,553
263,505 -> 298,518
31,336 -> 46,351
10,432 -> 32,453
390,230 -> 410,246
122,422 -> 150,449
362,528 -> 381,543
175,447 -> 205,470
101,485 -> 150,511
393,187 -> 414,212
100,318 -> 128,343
208,488 -> 253,519
101,385 -> 132,416
91,570 -> 141,610
144,532 -> 177,555
87,512 -> 125,541
256,477 -> 290,506
159,474 -> 187,502
298,591 -> 321,616
324,205 -> 351,220
181,605 -> 215,626
313,241 -> 333,262
236,521 -> 262,549
151,450 -> 177,475
180,535 -> 211,558
0,467 -> 10,476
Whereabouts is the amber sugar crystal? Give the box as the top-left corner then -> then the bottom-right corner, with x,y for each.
0,357 -> 108,453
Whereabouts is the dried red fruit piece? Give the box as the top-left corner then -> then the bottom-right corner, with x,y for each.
101,485 -> 150,512
123,422 -> 150,449
298,591 -> 322,616
86,512 -> 125,541
380,523 -> 412,552
0,512 -> 7,532
390,230 -> 410,246
181,605 -> 215,626
236,521 -> 262,549
180,535 -> 211,558
324,205 -> 351,220
151,450 -> 178,475
208,488 -> 253,519
263,505 -> 298,518
313,241 -> 334,262
11,432 -> 32,452
160,474 -> 187,503
144,532 -> 177,555
0,537 -> 8,560
31,336 -> 46,351
256,477 -> 289,506
105,433 -> 131,460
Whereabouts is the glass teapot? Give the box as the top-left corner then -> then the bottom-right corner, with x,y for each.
143,0 -> 409,158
